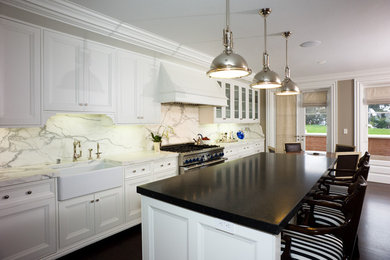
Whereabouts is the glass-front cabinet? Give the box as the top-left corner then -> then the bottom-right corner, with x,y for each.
200,79 -> 260,124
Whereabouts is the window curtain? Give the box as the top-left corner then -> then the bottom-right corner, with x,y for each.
364,87 -> 390,104
276,95 -> 297,153
302,91 -> 327,107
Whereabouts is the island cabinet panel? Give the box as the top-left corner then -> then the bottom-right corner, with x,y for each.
141,196 -> 280,260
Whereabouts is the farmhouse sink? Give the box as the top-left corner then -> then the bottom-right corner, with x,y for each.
55,160 -> 122,201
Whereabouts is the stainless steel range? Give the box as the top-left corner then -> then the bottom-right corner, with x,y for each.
160,143 -> 225,174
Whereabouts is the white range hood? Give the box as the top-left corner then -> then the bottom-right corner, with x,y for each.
158,61 -> 227,106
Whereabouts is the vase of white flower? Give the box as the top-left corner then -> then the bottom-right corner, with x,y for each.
149,125 -> 174,152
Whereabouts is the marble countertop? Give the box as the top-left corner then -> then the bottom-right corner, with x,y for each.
0,151 -> 178,188
217,138 -> 264,147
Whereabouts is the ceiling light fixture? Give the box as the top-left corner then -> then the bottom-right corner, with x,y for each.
275,31 -> 300,96
207,0 -> 251,79
250,8 -> 282,89
299,40 -> 321,48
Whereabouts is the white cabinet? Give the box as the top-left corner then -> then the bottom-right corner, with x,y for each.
43,30 -> 116,113
124,156 -> 178,224
0,18 -> 41,127
0,179 -> 56,260
116,49 -> 161,124
222,140 -> 264,161
199,80 -> 260,124
59,187 -> 123,248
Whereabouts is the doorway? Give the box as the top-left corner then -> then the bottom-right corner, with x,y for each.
297,89 -> 335,152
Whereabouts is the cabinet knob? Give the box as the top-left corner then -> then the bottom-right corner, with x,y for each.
160,164 -> 164,167
142,168 -> 145,171
3,195 -> 9,199
26,191 -> 32,195
95,199 -> 100,202
84,103 -> 88,106
132,170 -> 136,173
90,200 -> 94,203
168,163 -> 171,166
79,103 -> 83,106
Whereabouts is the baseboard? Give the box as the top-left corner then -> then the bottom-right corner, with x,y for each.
368,160 -> 390,184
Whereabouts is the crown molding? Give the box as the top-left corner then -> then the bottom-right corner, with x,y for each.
296,66 -> 390,85
0,0 -> 213,68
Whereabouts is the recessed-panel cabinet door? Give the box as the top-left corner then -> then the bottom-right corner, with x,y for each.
0,199 -> 56,260
94,187 -> 123,234
43,30 -> 84,111
125,175 -> 152,223
116,50 -> 137,123
135,57 -> 161,124
0,18 -> 41,126
59,194 -> 95,248
84,41 -> 116,112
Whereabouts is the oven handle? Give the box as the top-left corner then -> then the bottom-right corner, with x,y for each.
182,158 -> 226,171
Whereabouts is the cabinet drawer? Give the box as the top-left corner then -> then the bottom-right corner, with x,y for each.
153,158 -> 177,173
124,163 -> 152,179
0,179 -> 54,206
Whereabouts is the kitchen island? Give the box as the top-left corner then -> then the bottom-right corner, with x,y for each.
137,153 -> 335,260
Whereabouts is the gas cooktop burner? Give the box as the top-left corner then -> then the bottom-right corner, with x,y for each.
161,143 -> 219,153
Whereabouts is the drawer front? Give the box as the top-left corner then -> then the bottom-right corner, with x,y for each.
153,157 -> 177,173
0,179 -> 54,206
124,163 -> 152,179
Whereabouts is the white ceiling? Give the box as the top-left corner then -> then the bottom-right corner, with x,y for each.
68,0 -> 390,79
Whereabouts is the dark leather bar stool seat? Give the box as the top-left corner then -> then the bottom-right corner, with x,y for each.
285,142 -> 302,153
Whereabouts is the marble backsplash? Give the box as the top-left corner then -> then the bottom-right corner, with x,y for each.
0,104 -> 264,167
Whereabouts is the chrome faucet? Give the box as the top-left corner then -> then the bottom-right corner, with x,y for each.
73,140 -> 82,162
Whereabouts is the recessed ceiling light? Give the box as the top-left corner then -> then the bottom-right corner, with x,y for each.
317,60 -> 327,65
300,40 -> 321,47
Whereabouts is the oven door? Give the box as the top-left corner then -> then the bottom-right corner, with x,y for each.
180,158 -> 226,175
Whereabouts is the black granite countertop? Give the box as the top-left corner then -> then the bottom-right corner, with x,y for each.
137,153 -> 335,235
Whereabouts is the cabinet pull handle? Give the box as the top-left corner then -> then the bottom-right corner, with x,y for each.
137,116 -> 144,119
133,170 -> 136,173
3,195 -> 9,199
95,199 -> 100,202
79,103 -> 83,106
90,200 -> 94,203
26,191 -> 32,195
84,103 -> 88,106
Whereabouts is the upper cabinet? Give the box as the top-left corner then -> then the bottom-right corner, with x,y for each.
0,18 -> 41,127
43,30 -> 116,113
199,80 -> 260,124
116,50 -> 161,124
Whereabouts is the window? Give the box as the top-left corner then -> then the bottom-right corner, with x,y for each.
305,106 -> 327,134
368,104 -> 390,135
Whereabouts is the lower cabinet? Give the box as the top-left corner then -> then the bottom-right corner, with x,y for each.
125,175 -> 152,223
223,140 -> 265,161
124,156 -> 178,225
0,180 -> 56,260
59,187 -> 123,248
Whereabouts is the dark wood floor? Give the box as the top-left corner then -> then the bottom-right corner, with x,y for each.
59,182 -> 390,260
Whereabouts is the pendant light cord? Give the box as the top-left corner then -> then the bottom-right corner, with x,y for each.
264,16 -> 267,53
226,0 -> 230,30
285,37 -> 288,67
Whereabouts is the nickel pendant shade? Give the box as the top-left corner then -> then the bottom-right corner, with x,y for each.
250,8 -> 282,89
275,31 -> 300,95
207,0 -> 251,79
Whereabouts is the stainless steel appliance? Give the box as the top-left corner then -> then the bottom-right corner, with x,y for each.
160,143 -> 225,174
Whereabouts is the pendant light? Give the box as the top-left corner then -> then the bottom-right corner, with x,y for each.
207,0 -> 251,79
250,8 -> 282,89
275,31 -> 300,95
